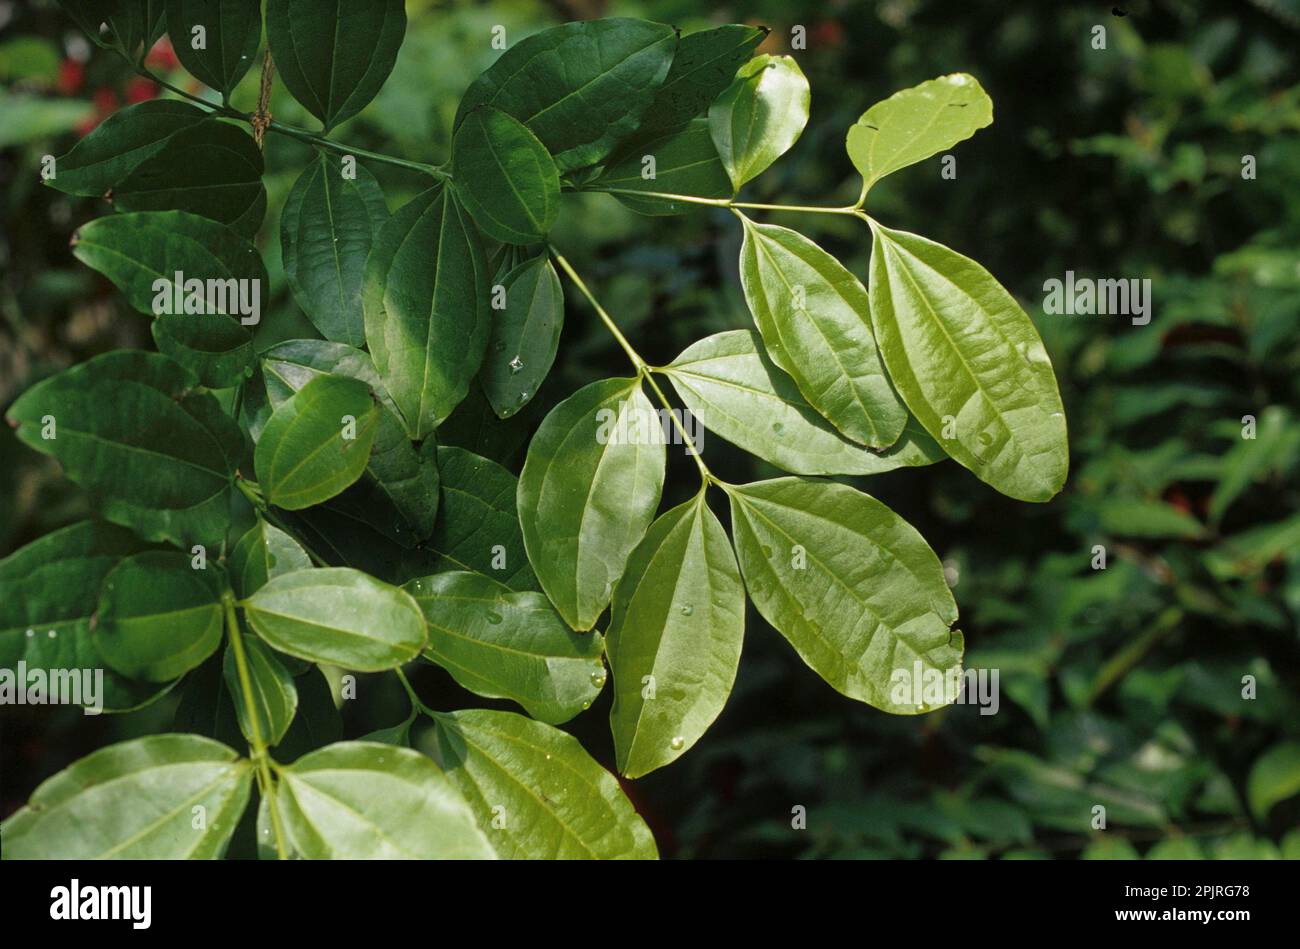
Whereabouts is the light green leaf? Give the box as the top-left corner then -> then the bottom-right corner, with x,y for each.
165,0 -> 262,99
94,550 -> 224,682
151,311 -> 254,388
454,18 -> 676,173
635,24 -> 768,138
427,708 -> 657,859
518,378 -> 666,630
869,224 -> 1068,502
709,54 -> 809,191
452,107 -> 560,245
254,374 -> 379,510
430,446 -> 538,590
243,567 -> 426,671
228,519 -> 312,598
1095,498 -> 1208,539
1,734 -> 252,859
847,73 -> 993,198
280,154 -> 389,347
274,741 -> 494,859
725,477 -> 964,712
364,186 -> 489,439
265,0 -> 406,132
223,636 -> 297,746
739,216 -> 907,448
592,118 -> 732,216
405,571 -> 605,725
1247,742 -> 1300,819
607,492 -> 744,777
481,254 -> 564,419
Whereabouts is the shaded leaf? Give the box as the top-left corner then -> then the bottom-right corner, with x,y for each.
481,254 -> 564,419
452,106 -> 560,244
709,54 -> 809,191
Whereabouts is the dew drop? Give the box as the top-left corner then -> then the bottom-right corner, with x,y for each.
494,341 -> 506,352
486,611 -> 503,625
679,603 -> 694,616
771,421 -> 785,435
508,355 -> 524,374
670,736 -> 685,751
517,391 -> 529,405
590,669 -> 607,688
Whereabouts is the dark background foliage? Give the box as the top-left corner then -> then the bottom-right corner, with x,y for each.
2,0 -> 1298,858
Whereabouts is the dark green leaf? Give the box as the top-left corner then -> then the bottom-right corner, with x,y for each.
165,0 -> 262,99
481,254 -> 563,418
228,519 -> 312,598
452,107 -> 560,244
592,118 -> 731,216
151,312 -> 254,388
636,24 -> 768,138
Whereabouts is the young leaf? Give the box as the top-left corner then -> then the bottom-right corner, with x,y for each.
739,216 -> 907,448
94,550 -> 225,682
151,311 -> 254,388
229,519 -> 312,598
726,478 -> 964,713
481,254 -> 564,418
5,351 -> 245,547
45,99 -> 208,197
265,0 -> 407,131
454,18 -> 676,173
592,118 -> 732,216
254,374 -> 379,510
430,446 -> 538,590
364,186 -> 489,439
427,709 -> 658,859
847,73 -> 993,198
868,224 -> 1069,502
242,567 -> 427,671
607,493 -> 744,778
0,521 -> 173,711
274,741 -> 494,859
280,154 -> 389,347
165,0 -> 262,99
113,119 -> 266,237
636,24 -> 769,138
452,107 -> 560,245
223,636 -> 298,746
518,378 -> 666,631
405,571 -> 606,725
709,54 -> 810,191
1,734 -> 253,858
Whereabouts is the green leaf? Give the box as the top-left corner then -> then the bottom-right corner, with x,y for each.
254,375 -> 380,510
427,709 -> 657,859
847,73 -> 993,198
452,107 -> 560,245
165,0 -> 262,99
94,550 -> 225,682
607,493 -> 744,777
0,521 -> 174,711
280,154 -> 389,347
405,571 -> 605,725
709,54 -> 809,191
223,636 -> 297,746
57,0 -> 123,49
725,477 -> 964,712
243,567 -> 426,671
46,99 -> 208,197
228,519 -> 312,598
481,254 -> 564,419
739,216 -> 907,448
5,351 -> 245,547
265,0 -> 406,131
592,118 -> 732,216
868,224 -> 1068,502
1247,741 -> 1300,819
1,734 -> 252,859
1095,498 -> 1208,540
151,312 -> 254,388
364,186 -> 489,439
518,378 -> 666,630
70,209 -> 267,320
454,18 -> 676,173
105,0 -> 167,62
636,24 -> 768,138
274,741 -> 494,858
430,446 -> 538,590
113,119 -> 266,237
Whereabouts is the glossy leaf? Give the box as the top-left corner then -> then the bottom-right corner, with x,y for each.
709,54 -> 809,191
607,493 -> 744,777
223,636 -> 298,746
228,519 -> 312,598
364,186 -> 489,439
405,571 -> 605,725
165,0 -> 262,99
94,550 -> 225,682
481,254 -> 564,419
636,24 -> 768,138
847,73 -> 993,198
454,18 -> 676,173
452,106 -> 560,245
739,216 -> 907,448
868,224 -> 1068,501
274,741 -> 494,859
518,378 -> 666,630
427,709 -> 657,859
243,567 -> 427,671
726,477 -> 964,712
280,154 -> 389,347
1,734 -> 252,859
430,446 -> 538,590
593,118 -> 732,216
151,312 -> 254,388
254,375 -> 379,510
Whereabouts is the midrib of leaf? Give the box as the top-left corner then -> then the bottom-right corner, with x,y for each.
482,122 -> 543,233
317,162 -> 351,316
864,80 -> 965,189
50,423 -> 232,492
249,603 -> 404,651
265,395 -> 374,504
515,31 -> 668,128
415,192 -> 455,432
282,772 -> 424,858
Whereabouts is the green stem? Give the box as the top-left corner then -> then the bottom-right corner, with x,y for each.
587,188 -> 860,216
223,594 -> 288,860
395,667 -> 434,716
